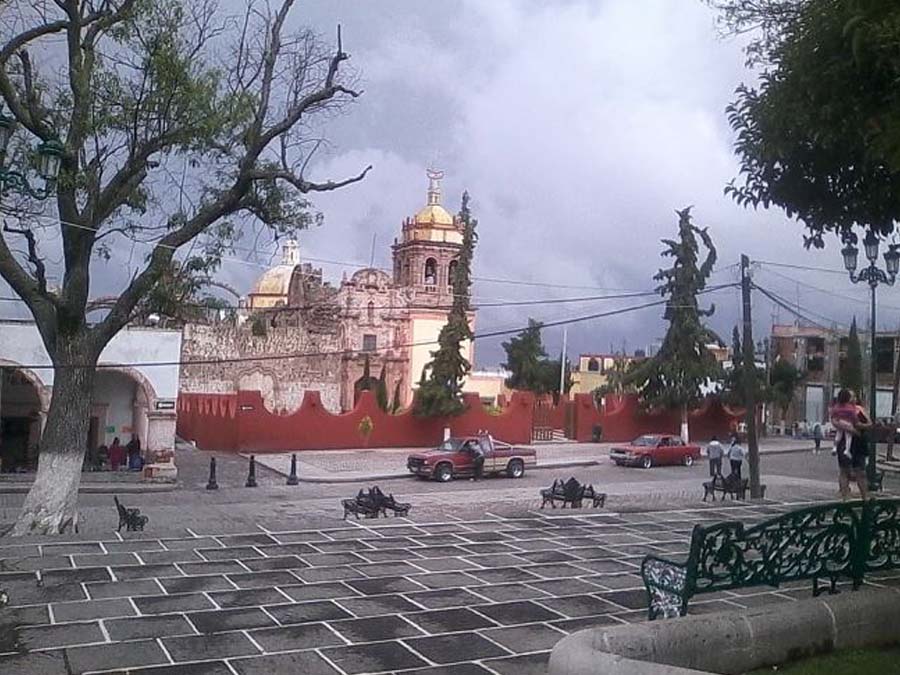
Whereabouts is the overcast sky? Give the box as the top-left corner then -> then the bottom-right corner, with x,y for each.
4,0 -> 899,366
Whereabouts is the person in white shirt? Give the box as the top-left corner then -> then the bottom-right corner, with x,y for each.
728,434 -> 745,479
706,436 -> 724,478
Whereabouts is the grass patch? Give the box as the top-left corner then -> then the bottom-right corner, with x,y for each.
747,646 -> 900,674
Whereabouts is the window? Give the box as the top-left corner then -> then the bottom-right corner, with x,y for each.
587,358 -> 599,372
367,301 -> 375,323
362,334 -> 377,352
424,258 -> 437,285
876,337 -> 895,374
448,259 -> 459,287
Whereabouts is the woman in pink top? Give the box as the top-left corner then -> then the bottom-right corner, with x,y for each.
830,389 -> 872,500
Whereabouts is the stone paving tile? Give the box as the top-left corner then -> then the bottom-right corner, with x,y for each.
458,542 -> 521,555
466,567 -> 543,584
0,555 -> 73,572
0,604 -> 50,636
114,662 -> 236,675
461,554 -> 522,569
401,665 -> 493,675
197,546 -> 263,561
0,649 -> 70,675
467,582 -> 550,603
103,540 -> 164,554
481,623 -> 567,652
208,588 -> 289,608
303,552 -> 369,567
266,600 -> 353,625
158,574 -> 235,594
41,542 -> 104,556
231,650 -> 341,675
42,566 -> 112,585
163,631 -> 261,662
51,597 -> 136,622
248,622 -> 344,652
65,638 -> 170,673
483,651 -> 551,675
242,555 -> 309,572
139,549 -> 204,565
583,573 -> 643,590
111,562 -> 183,580
105,613 -> 195,641
404,588 -> 486,610
187,607 -> 277,633
347,575 -> 428,595
332,614 -> 425,642
322,641 -> 427,674
293,566 -> 365,583
161,537 -> 221,550
335,593 -> 426,617
406,632 -> 511,664
72,552 -> 140,568
216,534 -> 277,547
599,589 -> 656,610
133,592 -> 215,614
226,570 -> 299,588
15,621 -> 104,650
354,561 -> 425,577
548,614 -> 626,633
1,573 -> 88,606
313,539 -> 374,552
86,578 -> 163,599
537,594 -> 624,617
402,608 -> 498,633
473,600 -> 565,626
279,581 -> 360,602
357,548 -> 425,563
177,560 -> 247,575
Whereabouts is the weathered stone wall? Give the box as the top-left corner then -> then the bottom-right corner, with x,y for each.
180,321 -> 342,412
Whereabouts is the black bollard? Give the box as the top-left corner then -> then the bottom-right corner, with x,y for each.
287,453 -> 299,486
245,455 -> 258,488
206,457 -> 219,490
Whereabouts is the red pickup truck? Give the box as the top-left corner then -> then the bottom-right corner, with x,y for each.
407,434 -> 537,482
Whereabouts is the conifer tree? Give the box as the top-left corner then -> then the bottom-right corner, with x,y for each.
390,380 -> 403,414
415,192 -> 477,417
840,317 -> 864,399
376,365 -> 389,412
630,207 -> 721,442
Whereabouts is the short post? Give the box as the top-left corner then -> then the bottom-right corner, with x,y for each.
287,453 -> 299,486
206,457 -> 218,490
245,455 -> 258,488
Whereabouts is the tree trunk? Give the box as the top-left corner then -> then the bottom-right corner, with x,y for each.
11,339 -> 97,536
680,405 -> 690,444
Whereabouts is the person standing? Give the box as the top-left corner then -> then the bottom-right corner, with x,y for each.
728,434 -> 745,479
706,436 -> 724,478
109,437 -> 124,472
813,423 -> 823,454
126,434 -> 142,471
471,440 -> 485,481
830,388 -> 871,501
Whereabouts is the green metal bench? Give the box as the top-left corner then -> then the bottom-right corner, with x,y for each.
641,498 -> 900,620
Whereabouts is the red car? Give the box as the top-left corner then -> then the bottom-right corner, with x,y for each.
407,433 -> 537,482
608,434 -> 701,469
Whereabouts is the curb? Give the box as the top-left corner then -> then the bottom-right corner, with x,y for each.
290,459 -> 601,484
0,483 -> 178,494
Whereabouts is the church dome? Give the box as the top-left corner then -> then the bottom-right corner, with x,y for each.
414,203 -> 454,227
251,264 -> 297,296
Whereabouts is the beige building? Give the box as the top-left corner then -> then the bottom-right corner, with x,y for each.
570,353 -> 645,396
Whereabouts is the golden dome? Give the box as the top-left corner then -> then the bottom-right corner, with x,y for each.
414,203 -> 454,227
250,264 -> 297,296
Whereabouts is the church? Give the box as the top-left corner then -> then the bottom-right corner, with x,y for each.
179,170 -> 478,413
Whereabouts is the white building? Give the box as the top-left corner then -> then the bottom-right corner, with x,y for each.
0,321 -> 181,472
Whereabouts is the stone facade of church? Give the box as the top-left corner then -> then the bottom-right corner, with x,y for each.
179,170 -> 476,413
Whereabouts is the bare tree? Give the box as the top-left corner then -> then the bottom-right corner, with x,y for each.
0,0 -> 371,535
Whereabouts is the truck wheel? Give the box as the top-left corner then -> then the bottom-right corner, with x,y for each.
641,455 -> 653,469
506,459 -> 525,478
683,455 -> 694,467
434,463 -> 453,482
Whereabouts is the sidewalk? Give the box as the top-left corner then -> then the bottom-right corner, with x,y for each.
248,438 -> 815,483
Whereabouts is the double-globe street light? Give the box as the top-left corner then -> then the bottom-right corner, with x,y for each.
0,110 -> 62,199
841,232 -> 900,489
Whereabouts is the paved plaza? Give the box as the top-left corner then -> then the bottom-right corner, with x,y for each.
2,449 -> 899,675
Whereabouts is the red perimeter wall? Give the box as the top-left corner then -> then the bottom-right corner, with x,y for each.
569,393 -> 744,443
178,389 -> 536,452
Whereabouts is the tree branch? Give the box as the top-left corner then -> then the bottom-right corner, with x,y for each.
248,163 -> 372,193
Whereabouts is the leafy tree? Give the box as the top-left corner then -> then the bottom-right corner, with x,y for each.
722,325 -> 768,407
713,0 -> 900,248
840,317 -> 865,398
540,358 -> 573,403
502,319 -> 547,391
0,0 -> 370,535
769,359 -> 804,421
414,192 -> 477,417
629,207 -> 721,442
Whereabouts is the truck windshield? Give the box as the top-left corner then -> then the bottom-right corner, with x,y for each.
436,438 -> 464,451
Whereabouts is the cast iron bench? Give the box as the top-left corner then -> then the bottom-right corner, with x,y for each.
114,496 -> 149,532
702,474 -> 749,502
540,477 -> 606,509
342,486 -> 411,519
641,498 -> 900,620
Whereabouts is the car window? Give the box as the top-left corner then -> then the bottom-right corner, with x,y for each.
673,438 -> 683,446
659,438 -> 669,446
632,435 -> 658,447
437,438 -> 464,451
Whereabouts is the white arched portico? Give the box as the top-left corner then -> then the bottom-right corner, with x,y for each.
0,360 -> 50,471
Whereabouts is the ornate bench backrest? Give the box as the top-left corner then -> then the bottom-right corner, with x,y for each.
860,499 -> 900,574
689,501 -> 862,595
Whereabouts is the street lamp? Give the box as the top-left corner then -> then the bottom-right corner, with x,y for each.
843,232 -> 898,490
0,109 -> 61,199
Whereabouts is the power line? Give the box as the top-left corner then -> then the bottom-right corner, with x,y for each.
754,260 -> 848,276
753,282 -> 839,332
7,284 -> 738,370
757,265 -> 900,313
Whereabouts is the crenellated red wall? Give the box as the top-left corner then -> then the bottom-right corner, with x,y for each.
569,393 -> 743,443
178,389 -> 535,452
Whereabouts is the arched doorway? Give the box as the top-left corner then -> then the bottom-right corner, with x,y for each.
90,368 -> 156,469
0,366 -> 47,472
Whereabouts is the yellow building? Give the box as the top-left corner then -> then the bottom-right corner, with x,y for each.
570,353 -> 643,396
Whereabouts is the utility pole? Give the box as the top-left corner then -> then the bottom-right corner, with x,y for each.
741,255 -> 762,498
559,327 -> 568,397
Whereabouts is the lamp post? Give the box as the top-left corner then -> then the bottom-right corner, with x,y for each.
841,232 -> 900,489
0,110 -> 62,199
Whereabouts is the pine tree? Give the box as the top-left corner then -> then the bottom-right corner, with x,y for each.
376,366 -> 389,412
415,192 -> 478,417
390,379 -> 403,414
840,317 -> 864,399
630,207 -> 721,442
502,320 -> 547,391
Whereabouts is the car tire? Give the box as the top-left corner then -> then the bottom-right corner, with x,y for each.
683,455 -> 694,467
434,463 -> 453,483
641,455 -> 653,469
507,459 -> 525,479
